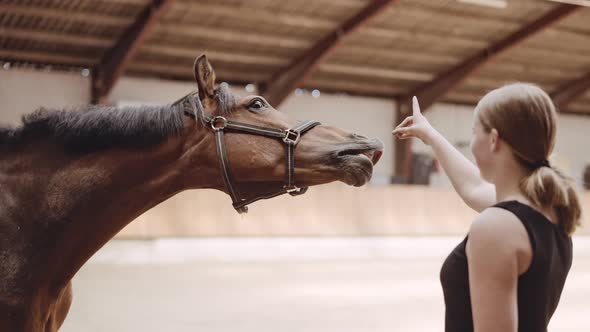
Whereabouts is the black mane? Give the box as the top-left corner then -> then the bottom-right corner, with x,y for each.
0,103 -> 186,153
0,86 -> 238,153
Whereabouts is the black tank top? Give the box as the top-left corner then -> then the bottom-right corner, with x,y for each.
440,200 -> 573,332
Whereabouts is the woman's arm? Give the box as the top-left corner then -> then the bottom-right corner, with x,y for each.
392,97 -> 495,212
466,208 -> 525,332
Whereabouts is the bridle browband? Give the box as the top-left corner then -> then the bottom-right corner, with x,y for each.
178,92 -> 321,213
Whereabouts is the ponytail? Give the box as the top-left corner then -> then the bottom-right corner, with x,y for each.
520,165 -> 582,235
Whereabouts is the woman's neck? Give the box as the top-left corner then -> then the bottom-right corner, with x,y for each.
493,162 -> 529,204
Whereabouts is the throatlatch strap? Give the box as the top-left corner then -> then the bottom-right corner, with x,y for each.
214,130 -> 241,205
232,189 -> 289,212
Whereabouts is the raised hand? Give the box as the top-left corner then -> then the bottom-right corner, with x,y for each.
392,96 -> 435,145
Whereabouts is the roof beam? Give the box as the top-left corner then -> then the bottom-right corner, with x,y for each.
129,61 -> 270,83
0,4 -> 134,27
261,0 -> 399,107
0,49 -> 97,66
92,0 -> 175,104
318,63 -> 434,82
0,27 -> 112,48
550,72 -> 590,109
168,2 -> 337,31
140,45 -> 289,67
156,24 -> 311,50
404,3 -> 580,113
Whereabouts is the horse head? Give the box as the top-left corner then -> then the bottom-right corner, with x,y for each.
181,55 -> 384,212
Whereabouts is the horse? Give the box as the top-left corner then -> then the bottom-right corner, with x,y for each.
0,54 -> 384,331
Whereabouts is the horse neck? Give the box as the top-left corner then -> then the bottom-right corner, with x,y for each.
1,120 -> 218,290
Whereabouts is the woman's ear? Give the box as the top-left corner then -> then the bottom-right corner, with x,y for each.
490,128 -> 500,152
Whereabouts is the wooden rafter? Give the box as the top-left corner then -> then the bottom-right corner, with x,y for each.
0,27 -> 112,48
140,45 -> 289,67
168,2 -> 337,31
403,3 -> 581,113
551,72 -> 590,109
92,0 -> 176,104
129,61 -> 270,83
0,4 -> 133,27
0,49 -> 97,67
261,0 -> 399,107
157,24 -> 311,50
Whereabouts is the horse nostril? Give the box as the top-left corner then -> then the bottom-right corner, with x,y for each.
352,133 -> 368,140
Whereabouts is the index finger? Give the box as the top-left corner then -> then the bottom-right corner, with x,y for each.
412,96 -> 421,116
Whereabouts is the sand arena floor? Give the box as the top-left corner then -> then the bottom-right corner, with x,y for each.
61,237 -> 590,332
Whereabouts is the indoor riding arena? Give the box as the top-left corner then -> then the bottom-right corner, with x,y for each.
1,0 -> 590,331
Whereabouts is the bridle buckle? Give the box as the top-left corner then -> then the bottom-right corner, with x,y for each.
283,129 -> 300,144
210,116 -> 227,131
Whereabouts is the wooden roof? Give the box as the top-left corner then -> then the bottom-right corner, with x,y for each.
1,0 -> 589,115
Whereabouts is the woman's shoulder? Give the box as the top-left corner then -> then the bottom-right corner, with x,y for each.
468,205 -> 530,255
471,206 -> 523,234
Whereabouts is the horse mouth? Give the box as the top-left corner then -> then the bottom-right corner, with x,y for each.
335,140 -> 384,187
337,148 -> 383,165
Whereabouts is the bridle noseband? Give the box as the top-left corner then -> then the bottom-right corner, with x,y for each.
180,93 -> 320,213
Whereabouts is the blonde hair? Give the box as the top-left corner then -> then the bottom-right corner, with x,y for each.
476,83 -> 581,235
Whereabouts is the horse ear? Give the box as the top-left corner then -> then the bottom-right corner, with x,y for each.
193,54 -> 216,100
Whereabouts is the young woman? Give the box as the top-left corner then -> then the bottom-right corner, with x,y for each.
392,83 -> 581,332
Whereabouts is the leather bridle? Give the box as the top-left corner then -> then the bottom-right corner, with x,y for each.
179,92 -> 321,213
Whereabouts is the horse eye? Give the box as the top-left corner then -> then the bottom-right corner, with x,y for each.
249,100 -> 264,110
